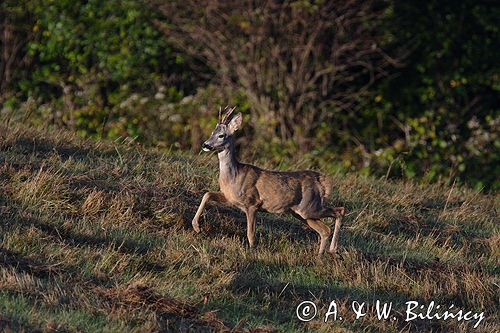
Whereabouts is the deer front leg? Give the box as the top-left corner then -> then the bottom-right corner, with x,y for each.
192,192 -> 227,233
245,206 -> 257,248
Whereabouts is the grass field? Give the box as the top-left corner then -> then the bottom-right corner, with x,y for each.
0,122 -> 498,332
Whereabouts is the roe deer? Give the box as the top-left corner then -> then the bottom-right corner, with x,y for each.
192,106 -> 345,255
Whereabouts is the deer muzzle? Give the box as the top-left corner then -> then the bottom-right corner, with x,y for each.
202,142 -> 213,152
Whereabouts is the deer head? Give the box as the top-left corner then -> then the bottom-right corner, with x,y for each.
202,106 -> 242,152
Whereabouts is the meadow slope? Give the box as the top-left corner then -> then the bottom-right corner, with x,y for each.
0,123 -> 498,332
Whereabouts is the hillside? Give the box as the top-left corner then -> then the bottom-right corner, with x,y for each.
0,123 -> 498,332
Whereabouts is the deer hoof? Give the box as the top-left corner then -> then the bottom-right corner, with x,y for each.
328,250 -> 343,260
192,220 -> 201,233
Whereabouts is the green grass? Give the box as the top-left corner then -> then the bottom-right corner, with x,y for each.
0,123 -> 498,332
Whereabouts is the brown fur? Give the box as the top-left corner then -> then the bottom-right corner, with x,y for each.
192,110 -> 344,255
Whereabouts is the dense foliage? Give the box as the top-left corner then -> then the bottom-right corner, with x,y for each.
372,0 -> 500,189
1,0 -> 498,190
1,0 -> 191,141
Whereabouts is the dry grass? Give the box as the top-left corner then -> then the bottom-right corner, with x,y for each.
0,122 -> 498,332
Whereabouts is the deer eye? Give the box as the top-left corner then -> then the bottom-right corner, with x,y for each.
218,134 -> 225,139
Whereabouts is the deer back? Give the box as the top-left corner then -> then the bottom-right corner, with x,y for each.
219,163 -> 332,215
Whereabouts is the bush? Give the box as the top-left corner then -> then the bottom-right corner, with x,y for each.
3,0 -> 198,139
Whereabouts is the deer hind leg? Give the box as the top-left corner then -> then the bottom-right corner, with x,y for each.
320,207 -> 345,254
245,206 -> 257,248
192,192 -> 227,233
306,219 -> 331,256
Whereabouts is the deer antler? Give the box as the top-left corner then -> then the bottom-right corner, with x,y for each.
221,106 -> 237,124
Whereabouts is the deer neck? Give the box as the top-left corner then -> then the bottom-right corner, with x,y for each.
218,141 -> 239,180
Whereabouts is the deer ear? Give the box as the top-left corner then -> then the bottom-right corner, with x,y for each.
228,112 -> 242,133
